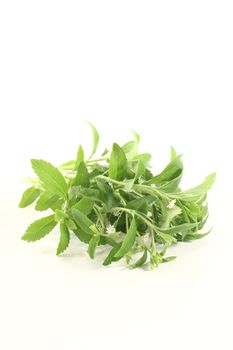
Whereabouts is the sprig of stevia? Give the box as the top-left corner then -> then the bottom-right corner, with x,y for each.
19,123 -> 216,269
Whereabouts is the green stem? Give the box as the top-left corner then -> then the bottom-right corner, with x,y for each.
96,175 -> 124,186
96,176 -> 171,201
94,206 -> 105,229
86,157 -> 108,164
133,184 -> 170,200
111,207 -> 158,232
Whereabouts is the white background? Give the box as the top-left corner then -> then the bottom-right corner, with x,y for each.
0,1 -> 233,349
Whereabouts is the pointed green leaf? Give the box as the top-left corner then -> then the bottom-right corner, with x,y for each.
159,232 -> 177,244
171,173 -> 216,201
162,256 -> 176,263
72,197 -> 94,215
66,219 -> 77,230
73,228 -> 92,244
97,181 -> 115,211
87,121 -> 99,158
88,235 -> 100,259
161,205 -> 182,228
21,215 -> 57,242
109,143 -> 128,181
74,145 -> 84,170
130,130 -> 140,145
115,217 -> 137,258
19,187 -> 40,208
101,148 -> 109,156
35,191 -> 60,211
31,159 -> 68,199
127,196 -> 153,213
132,248 -> 147,268
135,159 -> 146,180
160,222 -> 197,235
151,154 -> 183,185
158,171 -> 182,192
182,229 -> 211,241
72,208 -> 96,236
170,146 -> 177,161
122,141 -> 136,154
131,153 -> 152,164
56,222 -> 70,255
103,243 -> 122,265
54,209 -> 67,222
73,161 -> 90,187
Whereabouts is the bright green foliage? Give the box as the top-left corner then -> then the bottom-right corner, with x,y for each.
109,143 -> 128,180
115,217 -> 137,258
19,186 -> 40,208
19,123 -> 216,269
31,159 -> 68,199
74,145 -> 85,170
56,222 -> 70,255
21,215 -> 57,242
87,121 -> 99,158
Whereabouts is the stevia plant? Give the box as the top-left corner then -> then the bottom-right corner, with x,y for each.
19,123 -> 216,269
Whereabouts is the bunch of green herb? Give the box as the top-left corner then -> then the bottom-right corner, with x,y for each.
19,123 -> 216,269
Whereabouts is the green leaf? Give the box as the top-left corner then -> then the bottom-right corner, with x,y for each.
131,153 -> 152,164
21,215 -> 57,242
158,233 -> 177,244
115,217 -> 137,258
170,146 -> 177,161
59,160 -> 75,170
56,222 -> 70,255
123,179 -> 135,192
135,159 -> 146,180
159,222 -> 197,235
79,188 -> 101,202
171,173 -> 216,201
158,172 -> 182,192
54,209 -> 67,222
73,228 -> 92,244
72,208 -> 96,236
74,145 -> 84,170
127,196 -> 153,213
88,235 -> 100,259
130,130 -> 140,145
109,143 -> 128,181
151,154 -> 183,185
122,131 -> 140,160
162,256 -> 176,263
19,187 -> 40,208
35,191 -> 61,211
122,141 -> 136,154
103,243 -> 122,265
101,148 -> 109,156
182,229 -> 211,241
72,197 -> 94,215
132,248 -> 147,268
161,205 -> 182,228
97,181 -> 115,211
31,159 -> 68,199
87,121 -> 99,158
73,161 -> 90,187
66,219 -> 77,230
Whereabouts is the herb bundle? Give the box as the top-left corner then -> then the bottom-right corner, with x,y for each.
19,123 -> 216,269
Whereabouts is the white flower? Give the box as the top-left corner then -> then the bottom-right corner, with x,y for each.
106,225 -> 116,234
167,199 -> 176,209
113,210 -> 120,217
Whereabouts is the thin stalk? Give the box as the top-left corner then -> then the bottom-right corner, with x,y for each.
86,157 -> 108,164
